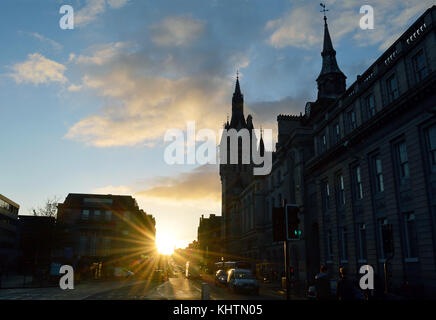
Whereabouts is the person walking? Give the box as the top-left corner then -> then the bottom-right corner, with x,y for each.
315,265 -> 331,300
336,267 -> 355,300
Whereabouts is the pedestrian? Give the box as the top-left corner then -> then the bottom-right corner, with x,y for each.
336,267 -> 355,300
315,265 -> 331,300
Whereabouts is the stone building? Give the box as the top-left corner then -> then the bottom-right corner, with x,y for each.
220,5 -> 436,295
56,193 -> 156,276
0,194 -> 20,272
197,214 -> 222,270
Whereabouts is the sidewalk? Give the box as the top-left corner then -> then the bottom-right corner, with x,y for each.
0,278 -> 148,300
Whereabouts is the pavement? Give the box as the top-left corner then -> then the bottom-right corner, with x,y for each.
0,278 -> 155,300
0,271 -> 290,300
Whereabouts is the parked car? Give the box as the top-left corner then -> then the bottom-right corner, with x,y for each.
215,269 -> 228,286
227,268 -> 259,295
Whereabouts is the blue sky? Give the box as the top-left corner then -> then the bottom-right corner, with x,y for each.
0,0 -> 433,249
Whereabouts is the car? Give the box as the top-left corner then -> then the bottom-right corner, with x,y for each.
215,269 -> 227,286
227,268 -> 259,295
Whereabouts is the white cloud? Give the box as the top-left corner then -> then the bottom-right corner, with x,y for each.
107,0 -> 129,9
266,1 -> 434,50
70,42 -> 133,65
21,32 -> 63,51
68,83 -> 83,92
150,15 -> 205,47
75,0 -> 129,27
65,70 -> 230,147
9,53 -> 67,85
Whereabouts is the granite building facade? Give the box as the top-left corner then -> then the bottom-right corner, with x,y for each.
220,6 -> 436,295
56,193 -> 156,276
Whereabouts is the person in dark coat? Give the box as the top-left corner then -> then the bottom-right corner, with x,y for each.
336,267 -> 355,300
315,265 -> 331,300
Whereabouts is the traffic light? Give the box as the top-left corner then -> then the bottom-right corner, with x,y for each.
286,204 -> 301,240
272,207 -> 286,242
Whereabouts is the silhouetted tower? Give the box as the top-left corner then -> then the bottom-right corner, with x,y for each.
316,4 -> 346,100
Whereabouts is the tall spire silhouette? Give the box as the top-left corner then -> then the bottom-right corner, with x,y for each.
316,2 -> 346,100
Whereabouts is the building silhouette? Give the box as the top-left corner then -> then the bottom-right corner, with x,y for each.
220,5 -> 436,296
0,194 -> 20,274
56,193 -> 156,278
197,214 -> 222,270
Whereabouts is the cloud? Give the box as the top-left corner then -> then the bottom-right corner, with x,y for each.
92,184 -> 133,195
70,42 -> 134,65
107,0 -> 129,9
65,71 -> 230,147
137,165 -> 220,202
20,32 -> 63,51
68,83 -> 83,92
150,15 -> 205,47
9,53 -> 67,85
266,1 -> 434,50
75,0 -> 129,27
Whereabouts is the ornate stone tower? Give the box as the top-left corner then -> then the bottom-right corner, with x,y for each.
316,14 -> 346,100
219,74 -> 257,256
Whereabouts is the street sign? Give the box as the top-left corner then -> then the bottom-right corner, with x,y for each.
285,204 -> 301,241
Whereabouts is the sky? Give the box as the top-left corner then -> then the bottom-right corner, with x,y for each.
0,0 -> 433,249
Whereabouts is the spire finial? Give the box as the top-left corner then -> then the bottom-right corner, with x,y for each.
320,2 -> 328,25
236,70 -> 239,80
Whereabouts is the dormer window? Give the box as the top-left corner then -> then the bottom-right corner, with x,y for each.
412,49 -> 428,82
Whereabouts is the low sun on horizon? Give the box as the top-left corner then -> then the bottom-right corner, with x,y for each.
156,234 -> 177,255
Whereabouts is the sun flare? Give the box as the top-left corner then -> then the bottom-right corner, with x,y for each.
156,235 -> 176,255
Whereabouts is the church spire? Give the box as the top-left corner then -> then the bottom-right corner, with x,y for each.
230,71 -> 246,129
233,70 -> 243,103
316,3 -> 346,100
259,127 -> 265,157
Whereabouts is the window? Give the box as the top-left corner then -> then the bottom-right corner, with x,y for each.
412,50 -> 428,82
374,156 -> 384,193
332,123 -> 340,144
353,166 -> 363,200
124,211 -> 131,221
357,223 -> 367,262
81,209 -> 89,220
340,228 -> 348,262
79,235 -> 88,255
378,218 -> 388,259
346,109 -> 357,132
426,125 -> 436,173
327,230 -> 334,262
387,75 -> 399,102
404,213 -> 418,260
94,210 -> 101,220
103,238 -> 111,256
319,134 -> 327,153
396,142 -> 410,184
365,94 -> 376,118
105,210 -> 112,221
321,180 -> 330,212
337,174 -> 345,206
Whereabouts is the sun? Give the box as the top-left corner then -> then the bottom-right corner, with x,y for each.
156,235 -> 176,255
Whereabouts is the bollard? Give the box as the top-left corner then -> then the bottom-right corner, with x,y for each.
201,282 -> 210,300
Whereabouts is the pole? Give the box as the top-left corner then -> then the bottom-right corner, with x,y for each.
284,240 -> 291,300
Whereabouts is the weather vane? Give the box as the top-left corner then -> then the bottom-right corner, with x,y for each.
320,2 -> 329,23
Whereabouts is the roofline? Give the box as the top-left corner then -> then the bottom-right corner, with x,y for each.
0,194 -> 20,209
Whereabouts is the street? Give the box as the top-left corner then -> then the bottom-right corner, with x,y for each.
0,272 -> 285,300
